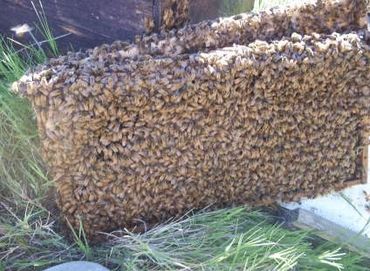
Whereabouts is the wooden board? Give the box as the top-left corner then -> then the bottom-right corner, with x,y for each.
281,207 -> 370,257
363,131 -> 369,184
0,0 -> 256,52
0,0 -> 152,51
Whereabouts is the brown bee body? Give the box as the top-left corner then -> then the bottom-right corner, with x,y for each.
12,0 -> 370,239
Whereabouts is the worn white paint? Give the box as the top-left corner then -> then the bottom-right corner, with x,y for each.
282,146 -> 370,242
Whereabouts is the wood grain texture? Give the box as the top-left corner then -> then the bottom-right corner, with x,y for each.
0,0 -> 258,51
362,131 -> 369,184
0,0 -> 152,51
284,208 -> 370,255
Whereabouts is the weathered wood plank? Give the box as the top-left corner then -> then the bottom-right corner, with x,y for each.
0,0 -> 256,52
282,207 -> 370,256
0,0 -> 152,51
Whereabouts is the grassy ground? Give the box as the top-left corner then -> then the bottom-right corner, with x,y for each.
0,1 -> 369,270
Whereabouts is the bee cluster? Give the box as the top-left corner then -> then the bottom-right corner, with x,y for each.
14,0 -> 370,237
145,0 -> 190,33
161,0 -> 190,31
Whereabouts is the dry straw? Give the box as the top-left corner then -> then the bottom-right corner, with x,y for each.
13,0 -> 370,237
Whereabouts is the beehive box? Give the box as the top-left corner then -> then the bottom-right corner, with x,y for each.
14,0 -> 370,236
0,0 -> 191,51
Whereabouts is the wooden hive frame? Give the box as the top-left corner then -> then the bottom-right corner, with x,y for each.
13,0 -> 370,237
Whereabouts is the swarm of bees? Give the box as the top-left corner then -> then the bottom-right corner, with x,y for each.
13,0 -> 370,238
145,0 -> 190,33
161,0 -> 190,31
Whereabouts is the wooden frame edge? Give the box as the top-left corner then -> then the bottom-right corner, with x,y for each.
362,139 -> 368,184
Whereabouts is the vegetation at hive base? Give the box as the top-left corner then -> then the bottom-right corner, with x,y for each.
0,1 -> 369,270
220,0 -> 312,16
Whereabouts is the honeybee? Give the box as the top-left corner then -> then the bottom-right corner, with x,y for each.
13,0 -> 370,239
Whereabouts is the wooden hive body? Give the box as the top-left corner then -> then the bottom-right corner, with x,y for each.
14,0 -> 370,236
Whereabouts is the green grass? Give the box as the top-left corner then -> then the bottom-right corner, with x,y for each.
220,0 -> 254,16
1,205 -> 369,271
252,0 -> 313,11
0,38 -> 51,204
220,0 -> 314,16
0,1 -> 369,270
